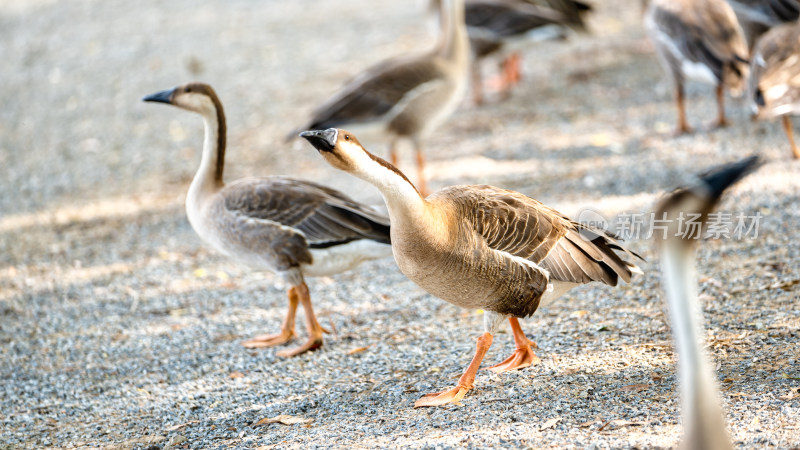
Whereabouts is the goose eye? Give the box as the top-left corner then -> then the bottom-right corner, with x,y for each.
344,134 -> 351,141
185,86 -> 192,93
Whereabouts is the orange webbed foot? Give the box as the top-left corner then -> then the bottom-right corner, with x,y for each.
414,384 -> 471,408
241,329 -> 295,349
275,336 -> 323,358
486,342 -> 541,373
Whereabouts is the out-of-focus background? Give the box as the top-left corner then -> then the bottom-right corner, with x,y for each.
1,0 -> 798,448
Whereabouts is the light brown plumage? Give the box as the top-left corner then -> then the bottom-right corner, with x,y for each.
300,128 -> 642,407
749,21 -> 800,158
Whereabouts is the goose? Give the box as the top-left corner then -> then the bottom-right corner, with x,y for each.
748,21 -> 800,159
292,0 -> 470,196
299,128 -> 643,407
727,0 -> 800,47
644,0 -> 750,134
656,155 -> 760,450
459,0 -> 572,104
142,83 -> 393,357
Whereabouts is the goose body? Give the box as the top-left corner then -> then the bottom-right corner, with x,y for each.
294,0 -> 469,196
144,83 -> 393,357
749,21 -> 800,158
644,0 -> 749,134
300,128 -> 642,407
657,156 -> 760,450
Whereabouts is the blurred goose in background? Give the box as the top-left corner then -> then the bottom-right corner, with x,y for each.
656,155 -> 761,450
460,0 -> 571,104
727,0 -> 800,47
749,21 -> 800,158
293,0 -> 469,196
520,0 -> 593,29
300,128 -> 642,407
644,0 -> 750,134
143,83 -> 393,357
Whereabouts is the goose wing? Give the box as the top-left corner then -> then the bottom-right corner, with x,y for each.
450,185 -> 640,286
222,177 -> 391,249
303,53 -> 444,130
465,0 -> 567,39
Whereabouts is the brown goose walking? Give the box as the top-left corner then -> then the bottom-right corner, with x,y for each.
293,0 -> 470,196
300,128 -> 642,407
143,83 -> 393,357
644,0 -> 749,134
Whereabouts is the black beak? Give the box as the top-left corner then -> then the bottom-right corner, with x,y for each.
299,129 -> 337,152
142,87 -> 176,104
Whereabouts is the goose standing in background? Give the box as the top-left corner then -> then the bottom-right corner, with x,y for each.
749,21 -> 800,158
461,0 -> 571,104
143,83 -> 393,357
644,0 -> 750,134
656,155 -> 761,450
292,0 -> 469,196
300,128 -> 642,407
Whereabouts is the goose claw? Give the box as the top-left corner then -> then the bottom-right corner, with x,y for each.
486,344 -> 540,373
414,385 -> 471,408
241,329 -> 295,349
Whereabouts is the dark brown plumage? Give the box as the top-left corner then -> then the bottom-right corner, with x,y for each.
644,0 -> 749,133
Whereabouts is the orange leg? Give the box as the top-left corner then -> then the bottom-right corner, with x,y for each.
389,140 -> 399,167
782,115 -> 800,159
241,285 -> 299,349
675,81 -> 692,135
486,317 -> 541,373
504,52 -> 522,85
414,333 -> 493,407
277,282 -> 326,357
471,62 -> 485,106
241,282 -> 326,357
715,84 -> 729,128
415,145 -> 429,197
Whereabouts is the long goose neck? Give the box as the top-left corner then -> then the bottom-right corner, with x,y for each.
661,244 -> 730,448
436,0 -> 468,64
190,98 -> 227,197
351,153 -> 432,231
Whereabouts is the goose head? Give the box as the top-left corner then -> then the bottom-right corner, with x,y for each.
142,82 -> 220,116
300,127 -> 422,201
300,128 -> 379,174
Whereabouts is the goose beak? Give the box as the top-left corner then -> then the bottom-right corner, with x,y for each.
142,87 -> 176,104
299,129 -> 337,152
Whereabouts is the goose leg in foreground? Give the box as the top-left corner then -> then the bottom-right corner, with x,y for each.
782,116 -> 800,159
242,285 -> 300,349
242,282 -> 327,357
486,317 -> 540,373
415,311 -> 505,407
414,333 -> 494,408
715,84 -> 729,128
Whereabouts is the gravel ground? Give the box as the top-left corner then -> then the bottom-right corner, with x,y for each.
2,0 -> 799,448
